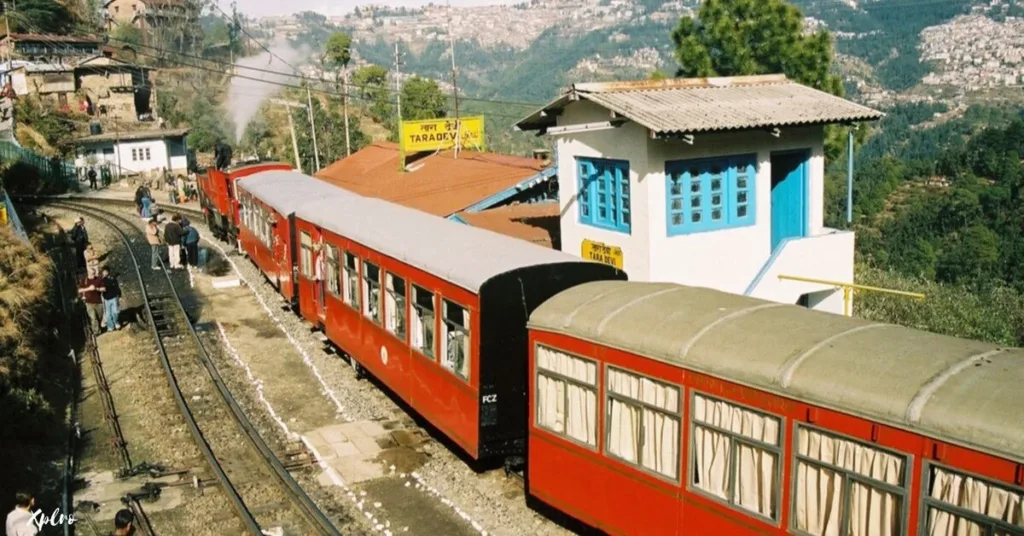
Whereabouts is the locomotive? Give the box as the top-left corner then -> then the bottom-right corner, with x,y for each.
201,163 -> 1024,536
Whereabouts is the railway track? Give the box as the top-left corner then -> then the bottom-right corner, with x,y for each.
53,202 -> 342,536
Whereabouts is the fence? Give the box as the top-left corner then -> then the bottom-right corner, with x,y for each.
0,187 -> 28,242
0,140 -> 78,192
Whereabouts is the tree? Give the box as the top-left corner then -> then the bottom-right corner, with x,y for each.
12,0 -> 74,34
671,0 -> 843,96
401,77 -> 446,121
353,65 -> 393,123
325,32 -> 353,157
111,23 -> 143,47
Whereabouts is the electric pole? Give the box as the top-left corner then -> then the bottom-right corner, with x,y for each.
342,66 -> 350,157
394,41 -> 403,128
446,0 -> 461,159
306,83 -> 321,172
270,98 -> 304,173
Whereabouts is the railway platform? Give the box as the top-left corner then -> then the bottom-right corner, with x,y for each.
64,185 -> 201,213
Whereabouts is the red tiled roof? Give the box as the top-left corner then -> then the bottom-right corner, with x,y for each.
315,142 -> 547,217
456,202 -> 560,249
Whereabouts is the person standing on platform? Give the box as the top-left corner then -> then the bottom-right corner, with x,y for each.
140,195 -> 153,220
70,217 -> 89,272
183,223 -> 199,271
101,267 -> 122,331
146,217 -> 161,270
5,491 -> 38,536
87,167 -> 98,190
167,174 -> 177,204
78,269 -> 104,334
164,215 -> 183,270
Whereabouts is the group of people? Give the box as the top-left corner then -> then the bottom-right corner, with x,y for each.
6,490 -> 136,535
146,213 -> 200,271
71,217 -> 123,335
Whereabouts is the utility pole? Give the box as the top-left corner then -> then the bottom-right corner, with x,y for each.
394,42 -> 403,130
446,0 -> 461,159
306,83 -> 321,172
270,98 -> 304,173
341,66 -> 350,157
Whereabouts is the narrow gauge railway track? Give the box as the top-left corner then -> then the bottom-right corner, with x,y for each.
53,202 -> 342,536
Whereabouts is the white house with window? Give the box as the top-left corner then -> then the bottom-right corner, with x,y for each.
516,75 -> 883,314
73,127 -> 189,179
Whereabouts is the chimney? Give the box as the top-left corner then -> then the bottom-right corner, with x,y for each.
533,148 -> 551,165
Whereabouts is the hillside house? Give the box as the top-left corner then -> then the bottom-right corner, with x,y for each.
516,74 -> 883,315
75,55 -> 153,121
74,127 -> 188,180
105,0 -> 197,33
0,34 -> 101,63
2,63 -> 75,109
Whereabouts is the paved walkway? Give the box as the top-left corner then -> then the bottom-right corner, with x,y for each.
68,183 -> 202,213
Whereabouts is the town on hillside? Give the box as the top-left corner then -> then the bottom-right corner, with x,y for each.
2,0 -> 1024,535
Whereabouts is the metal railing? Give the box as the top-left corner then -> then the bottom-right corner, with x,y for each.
778,274 -> 926,317
0,140 -> 77,191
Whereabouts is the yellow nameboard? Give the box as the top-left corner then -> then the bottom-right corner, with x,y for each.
400,116 -> 485,153
581,239 -> 623,270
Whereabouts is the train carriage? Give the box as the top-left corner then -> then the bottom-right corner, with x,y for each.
199,162 -> 292,241
527,281 -> 1024,536
234,171 -> 354,305
293,196 -> 626,461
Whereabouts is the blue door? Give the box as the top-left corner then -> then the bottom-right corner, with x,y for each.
770,151 -> 809,251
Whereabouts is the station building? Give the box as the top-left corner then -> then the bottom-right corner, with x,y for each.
516,74 -> 883,315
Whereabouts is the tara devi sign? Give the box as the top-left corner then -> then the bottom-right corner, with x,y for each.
581,239 -> 624,270
400,116 -> 486,153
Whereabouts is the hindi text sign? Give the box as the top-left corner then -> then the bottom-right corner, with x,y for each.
581,239 -> 624,270
400,116 -> 485,153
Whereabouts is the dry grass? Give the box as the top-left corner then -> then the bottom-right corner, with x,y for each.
0,224 -> 53,388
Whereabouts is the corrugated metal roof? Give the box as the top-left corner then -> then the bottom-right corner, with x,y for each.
315,142 -> 549,217
455,202 -> 560,249
529,281 -> 1024,464
516,74 -> 883,135
297,191 -> 585,293
74,127 -> 190,145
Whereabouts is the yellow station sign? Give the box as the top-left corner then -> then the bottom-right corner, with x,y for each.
581,239 -> 624,270
400,116 -> 485,153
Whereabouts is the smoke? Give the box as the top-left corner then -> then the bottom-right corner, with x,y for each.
227,38 -> 312,143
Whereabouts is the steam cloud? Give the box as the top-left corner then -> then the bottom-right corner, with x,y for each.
227,38 -> 311,142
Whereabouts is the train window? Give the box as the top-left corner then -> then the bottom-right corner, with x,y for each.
535,345 -> 597,447
362,262 -> 381,324
923,463 -> 1024,535
441,299 -> 470,381
342,252 -> 360,310
606,367 -> 680,480
411,285 -> 435,358
691,393 -> 782,520
299,232 -> 313,279
791,425 -> 908,536
385,273 -> 406,341
325,246 -> 340,296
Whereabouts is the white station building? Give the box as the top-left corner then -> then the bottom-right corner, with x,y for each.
516,75 -> 883,315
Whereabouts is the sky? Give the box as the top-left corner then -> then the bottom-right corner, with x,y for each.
233,0 -> 518,18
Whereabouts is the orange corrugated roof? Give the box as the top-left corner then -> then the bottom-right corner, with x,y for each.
315,142 -> 547,217
456,202 -> 560,249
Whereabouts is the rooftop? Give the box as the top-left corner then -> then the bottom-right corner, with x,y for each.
1,33 -> 102,44
75,128 -> 189,145
455,202 -> 560,249
315,142 -> 551,217
516,74 -> 884,136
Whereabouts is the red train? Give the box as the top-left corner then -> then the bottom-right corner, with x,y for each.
201,163 -> 1024,536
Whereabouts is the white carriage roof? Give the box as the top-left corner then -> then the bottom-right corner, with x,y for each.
529,281 -> 1024,464
297,194 -> 589,293
239,171 -> 356,216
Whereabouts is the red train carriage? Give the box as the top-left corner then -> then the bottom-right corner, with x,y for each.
198,162 -> 292,241
234,171 -> 354,305
292,195 -> 625,461
527,281 -> 1024,536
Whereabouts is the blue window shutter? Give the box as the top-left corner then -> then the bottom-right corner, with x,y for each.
665,154 -> 757,236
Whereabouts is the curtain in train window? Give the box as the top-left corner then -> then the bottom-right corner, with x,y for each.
343,252 -> 360,310
441,299 -> 470,380
606,368 -> 680,480
535,345 -> 597,447
362,262 -> 381,324
411,285 -> 434,357
692,394 -> 781,519
385,273 -> 406,340
792,426 -> 907,536
325,245 -> 340,295
299,232 -> 313,279
925,465 -> 1024,536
